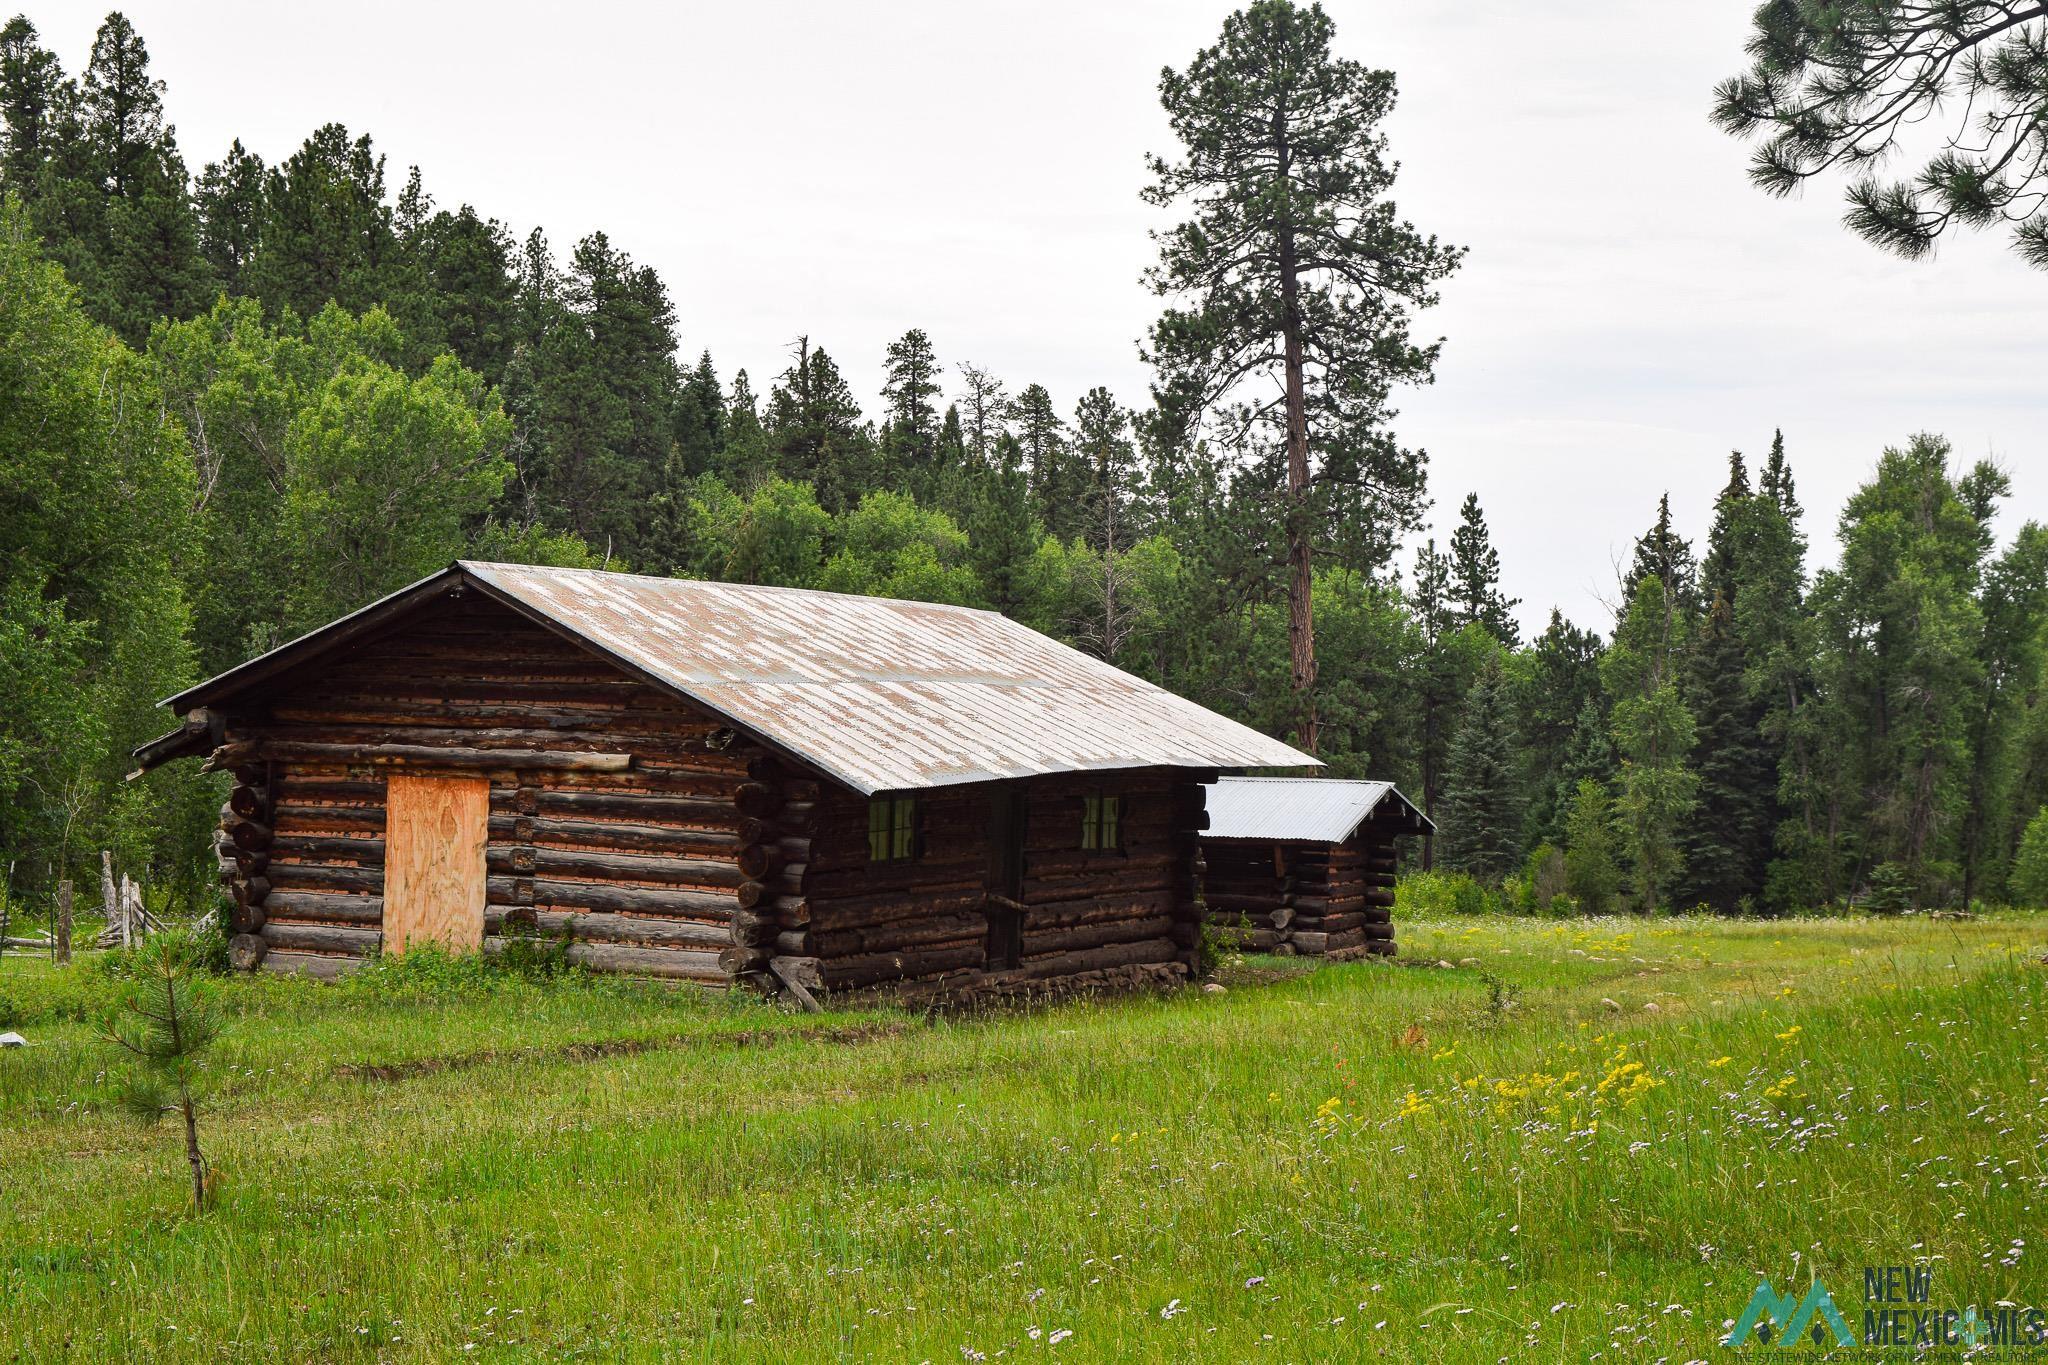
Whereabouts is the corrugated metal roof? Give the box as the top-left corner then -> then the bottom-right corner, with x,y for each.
164,562 -> 1318,795
1202,776 -> 1432,843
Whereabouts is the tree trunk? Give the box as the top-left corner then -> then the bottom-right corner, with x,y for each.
54,880 -> 71,964
1277,223 -> 1318,754
182,1093 -> 207,1212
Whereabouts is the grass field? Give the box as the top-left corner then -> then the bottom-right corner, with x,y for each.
3,914 -> 2046,1361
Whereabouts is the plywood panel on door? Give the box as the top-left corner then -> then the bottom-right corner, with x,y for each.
383,771 -> 489,954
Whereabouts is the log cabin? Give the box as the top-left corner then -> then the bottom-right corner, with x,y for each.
1198,777 -> 1432,958
133,562 -> 1315,1002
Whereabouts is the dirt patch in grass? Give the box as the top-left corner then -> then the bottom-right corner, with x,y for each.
333,1020 -> 910,1083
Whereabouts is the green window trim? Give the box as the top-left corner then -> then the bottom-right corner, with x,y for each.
1081,791 -> 1122,852
868,795 -> 919,862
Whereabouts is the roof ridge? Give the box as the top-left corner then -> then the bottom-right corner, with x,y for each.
459,560 -> 1003,619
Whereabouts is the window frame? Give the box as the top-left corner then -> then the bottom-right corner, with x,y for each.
868,794 -> 920,863
1080,789 -> 1124,854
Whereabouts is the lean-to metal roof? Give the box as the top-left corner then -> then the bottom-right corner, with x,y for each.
1202,776 -> 1432,844
157,562 -> 1317,795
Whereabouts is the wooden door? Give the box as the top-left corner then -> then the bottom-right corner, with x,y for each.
383,772 -> 490,955
985,786 -> 1026,969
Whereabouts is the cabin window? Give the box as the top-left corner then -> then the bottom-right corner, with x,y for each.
868,795 -> 919,862
1081,790 -> 1122,851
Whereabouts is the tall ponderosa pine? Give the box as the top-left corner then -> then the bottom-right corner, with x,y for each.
1438,658 -> 1523,882
194,138 -> 264,295
878,328 -> 942,497
1143,0 -> 1461,752
764,339 -> 872,514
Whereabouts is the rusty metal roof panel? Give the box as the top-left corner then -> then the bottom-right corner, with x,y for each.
1202,776 -> 1432,843
454,562 -> 1316,794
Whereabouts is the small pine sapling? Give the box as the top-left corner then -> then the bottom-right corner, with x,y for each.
100,933 -> 219,1212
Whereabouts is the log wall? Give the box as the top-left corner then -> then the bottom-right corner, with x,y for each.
1200,818 -> 1404,958
767,769 -> 1209,1001
215,594 -> 756,983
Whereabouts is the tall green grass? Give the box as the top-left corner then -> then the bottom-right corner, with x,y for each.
2,914 -> 2043,1360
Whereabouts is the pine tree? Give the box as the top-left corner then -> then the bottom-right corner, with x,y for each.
764,339 -> 873,514
246,123 -> 398,319
2014,806 -> 2048,907
1562,778 -> 1621,914
960,433 -> 1040,617
1738,430 -> 1822,908
194,138 -> 265,295
1625,493 -> 1699,618
1603,573 -> 1699,911
718,369 -> 772,490
672,350 -> 724,478
0,17 -> 64,191
1515,609 -> 1604,842
878,328 -> 941,496
1013,382 -> 1084,542
1672,452 -> 1780,912
1438,658 -> 1524,881
1143,0 -> 1462,752
956,362 -> 1008,467
1675,590 -> 1774,912
1448,491 -> 1521,645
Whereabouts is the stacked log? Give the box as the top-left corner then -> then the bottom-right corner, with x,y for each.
1004,775 -> 1189,987
768,783 -> 991,997
227,596 -> 759,983
1287,834 -> 1397,956
219,757 -> 276,971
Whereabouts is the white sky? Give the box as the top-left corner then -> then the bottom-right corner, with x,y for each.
38,0 -> 2048,635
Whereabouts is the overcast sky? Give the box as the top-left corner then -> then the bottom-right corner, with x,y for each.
38,0 -> 2048,633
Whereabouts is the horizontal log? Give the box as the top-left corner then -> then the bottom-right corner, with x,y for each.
258,741 -> 633,771
481,908 -> 732,950
267,862 -> 381,894
1023,869 -> 1174,904
272,834 -> 384,866
486,814 -> 742,858
259,950 -> 363,980
509,788 -> 749,829
1015,890 -> 1175,929
263,892 -> 383,925
485,845 -> 742,888
274,804 -> 386,833
487,876 -> 736,919
807,911 -> 988,959
776,887 -> 989,931
261,921 -> 380,956
1018,936 -> 1178,981
477,937 -> 728,981
1020,914 -> 1174,956
819,942 -> 987,990
1024,843 -> 1177,878
228,819 -> 273,852
229,786 -> 268,819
